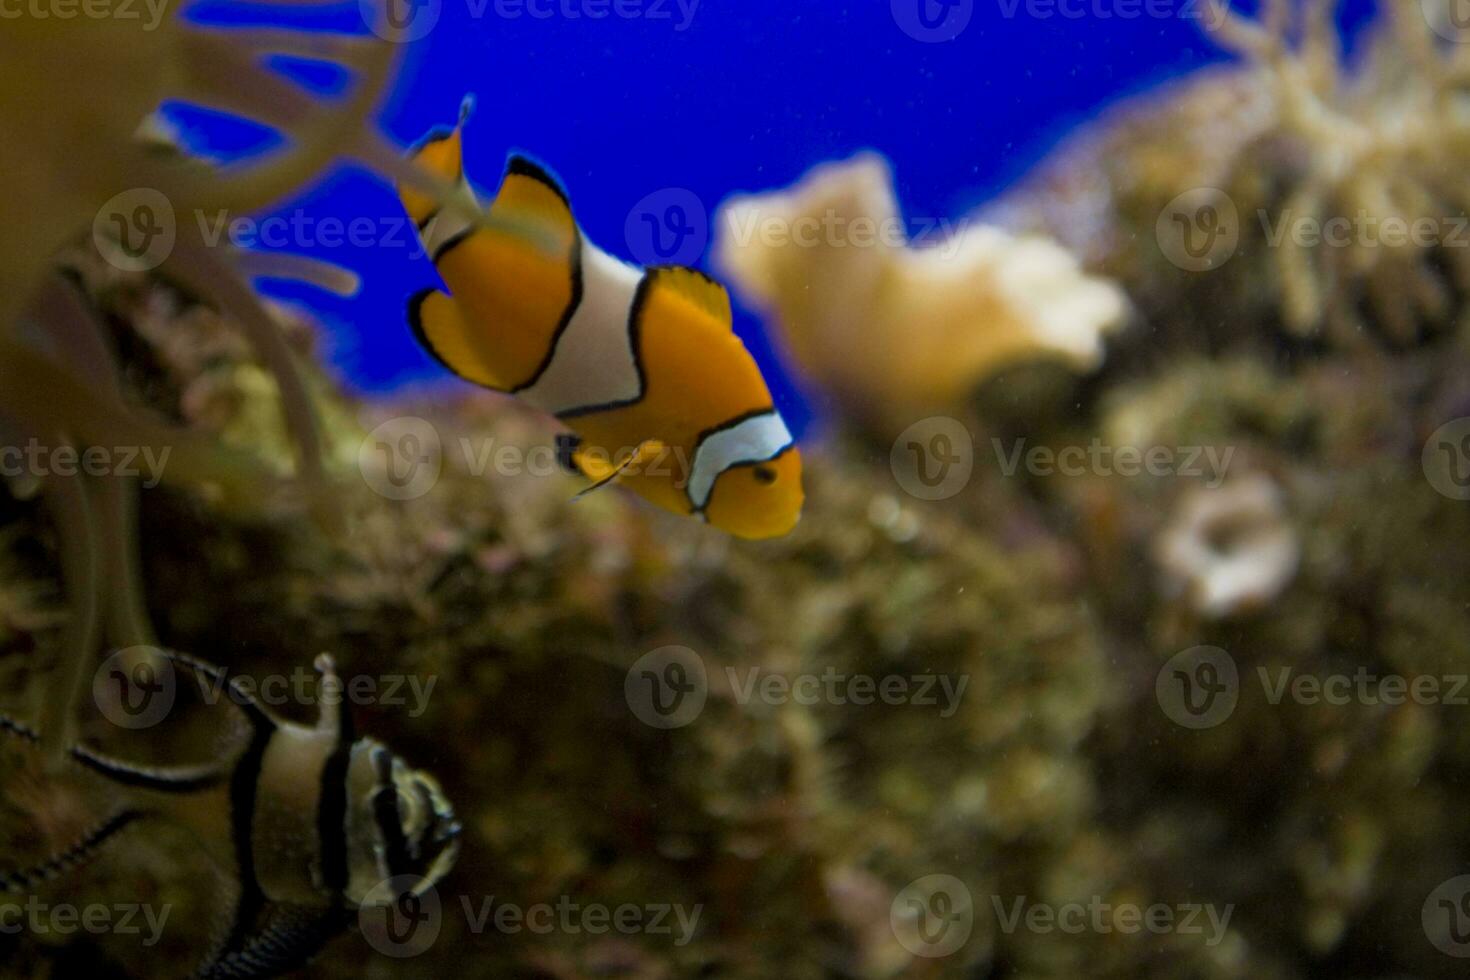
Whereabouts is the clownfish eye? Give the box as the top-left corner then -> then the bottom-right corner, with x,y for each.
753,466 -> 777,485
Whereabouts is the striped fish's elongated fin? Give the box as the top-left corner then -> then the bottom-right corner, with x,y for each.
0,710 -> 39,744
409,288 -> 511,391
0,703 -> 224,792
198,903 -> 350,980
646,266 -> 734,329
69,745 -> 230,793
0,810 -> 143,893
420,154 -> 583,394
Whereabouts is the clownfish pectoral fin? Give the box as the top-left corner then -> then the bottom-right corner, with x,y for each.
646,266 -> 734,330
409,288 -> 511,391
568,440 -> 667,502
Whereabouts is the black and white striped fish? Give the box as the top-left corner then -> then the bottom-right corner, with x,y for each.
0,650 -> 459,978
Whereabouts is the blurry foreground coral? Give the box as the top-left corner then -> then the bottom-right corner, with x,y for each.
715,153 -> 1129,433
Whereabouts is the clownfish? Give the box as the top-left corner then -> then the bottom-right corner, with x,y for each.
396,99 -> 803,540
0,650 -> 460,979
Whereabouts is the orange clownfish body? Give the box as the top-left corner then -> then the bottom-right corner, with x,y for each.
397,102 -> 802,540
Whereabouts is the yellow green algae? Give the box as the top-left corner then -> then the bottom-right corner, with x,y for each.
6,2 -> 1470,979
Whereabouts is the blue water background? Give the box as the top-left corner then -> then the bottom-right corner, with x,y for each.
180,0 -> 1379,433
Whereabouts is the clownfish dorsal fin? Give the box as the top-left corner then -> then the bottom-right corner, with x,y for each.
645,266 -> 733,329
497,153 -> 577,236
505,153 -> 571,205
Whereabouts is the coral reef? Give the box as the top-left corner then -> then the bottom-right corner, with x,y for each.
6,2 -> 1470,980
714,153 -> 1128,433
990,0 -> 1470,358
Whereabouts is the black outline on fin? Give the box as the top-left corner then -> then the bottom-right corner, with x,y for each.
0,810 -> 143,893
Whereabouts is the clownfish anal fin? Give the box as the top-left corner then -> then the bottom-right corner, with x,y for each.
646,266 -> 733,329
409,288 -> 509,392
